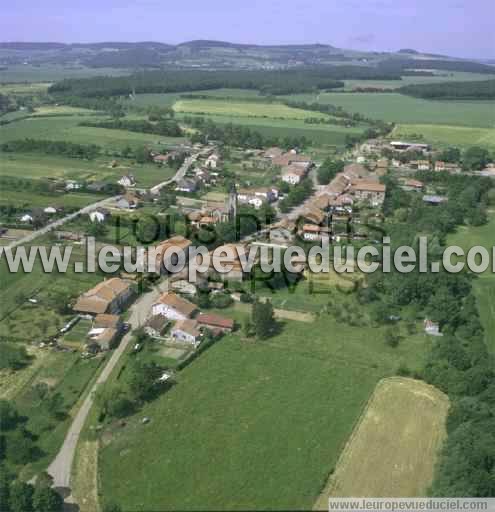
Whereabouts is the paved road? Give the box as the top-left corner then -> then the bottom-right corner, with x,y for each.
150,153 -> 199,195
47,279 -> 170,490
5,196 -> 118,250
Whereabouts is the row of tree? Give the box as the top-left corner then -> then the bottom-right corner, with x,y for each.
79,118 -> 183,137
399,79 -> 495,100
1,139 -> 100,159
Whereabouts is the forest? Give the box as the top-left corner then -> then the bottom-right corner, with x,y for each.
361,172 -> 495,496
47,68 -> 403,98
399,79 -> 495,100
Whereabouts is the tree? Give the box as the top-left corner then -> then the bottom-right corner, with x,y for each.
463,146 -> 489,170
5,431 -> 35,465
32,485 -> 63,512
0,466 -> 12,512
384,328 -> 400,348
0,401 -> 20,431
317,158 -> 344,185
103,504 -> 122,512
9,481 -> 34,512
252,300 -> 276,339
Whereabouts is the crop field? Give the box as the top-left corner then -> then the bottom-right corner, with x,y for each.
314,377 -> 449,506
341,71 -> 495,91
99,298 -> 429,510
0,189 -> 105,208
173,98 -> 330,120
391,124 -> 495,149
281,92 -> 495,128
0,82 -> 51,95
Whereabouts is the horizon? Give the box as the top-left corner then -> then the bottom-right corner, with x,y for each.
1,0 -> 494,60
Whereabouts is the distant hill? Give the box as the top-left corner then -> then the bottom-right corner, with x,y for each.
0,40 -> 491,72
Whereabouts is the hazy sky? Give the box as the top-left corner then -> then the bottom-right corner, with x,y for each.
2,0 -> 494,58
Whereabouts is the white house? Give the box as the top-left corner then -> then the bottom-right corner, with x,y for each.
205,154 -> 220,169
171,319 -> 202,347
89,209 -> 108,223
151,292 -> 197,320
118,174 -> 136,187
44,206 -> 57,214
282,165 -> 306,185
65,180 -> 82,191
20,214 -> 33,223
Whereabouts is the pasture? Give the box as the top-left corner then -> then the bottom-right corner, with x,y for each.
314,377 -> 449,505
99,296 -> 429,510
0,114 -> 186,149
283,92 -> 495,128
391,124 -> 495,149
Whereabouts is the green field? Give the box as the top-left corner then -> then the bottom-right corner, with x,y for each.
0,153 -> 176,188
341,72 -> 495,91
174,98 -> 330,121
447,211 -> 495,352
0,115 -> 186,149
99,297 -> 428,510
281,92 -> 495,128
391,124 -> 495,149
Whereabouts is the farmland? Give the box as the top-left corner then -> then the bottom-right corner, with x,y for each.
173,98 -> 329,120
391,124 -> 495,149
0,113 -> 186,149
99,302 -> 429,510
314,377 -> 449,505
283,92 -> 495,128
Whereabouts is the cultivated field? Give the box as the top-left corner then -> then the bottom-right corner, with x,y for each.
314,377 -> 449,507
173,98 -> 329,120
391,124 -> 495,149
283,92 -> 495,128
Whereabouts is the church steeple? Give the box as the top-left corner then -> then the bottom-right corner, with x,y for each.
227,183 -> 237,222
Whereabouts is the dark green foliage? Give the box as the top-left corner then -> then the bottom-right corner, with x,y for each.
399,79 -> 495,100
251,300 -> 276,339
462,146 -> 490,171
279,179 -> 314,212
79,118 -> 183,137
317,158 -> 344,185
32,484 -> 63,512
0,344 -> 31,371
0,139 -> 100,159
9,481 -> 34,512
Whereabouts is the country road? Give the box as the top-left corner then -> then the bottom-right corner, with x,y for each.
47,279 -> 170,490
5,196 -> 118,249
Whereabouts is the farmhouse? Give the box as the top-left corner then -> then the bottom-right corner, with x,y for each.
153,153 -> 170,164
118,174 -> 136,187
89,208 -> 109,223
151,292 -> 197,320
400,179 -> 424,192
343,163 -> 370,181
434,161 -> 461,173
209,243 -> 256,282
424,319 -> 443,336
205,153 -> 220,169
150,235 -> 192,274
300,224 -> 331,242
116,192 -> 140,210
144,315 -> 169,338
74,278 -> 134,315
171,319 -> 202,347
263,147 -> 284,160
281,165 -> 307,185
175,178 -> 199,193
410,160 -> 430,171
350,180 -> 386,206
197,313 -> 234,334
94,313 -> 122,330
390,141 -> 430,152
87,327 -> 118,351
272,152 -> 312,168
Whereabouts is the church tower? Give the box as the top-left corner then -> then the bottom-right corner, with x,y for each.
226,183 -> 238,223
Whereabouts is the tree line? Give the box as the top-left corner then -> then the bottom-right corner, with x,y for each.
399,79 -> 495,100
79,118 -> 183,137
1,139 -> 101,159
361,172 -> 495,496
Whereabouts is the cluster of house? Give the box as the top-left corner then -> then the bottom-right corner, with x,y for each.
71,269 -> 235,351
73,277 -> 135,351
147,292 -> 233,348
296,163 -> 386,242
263,147 -> 313,185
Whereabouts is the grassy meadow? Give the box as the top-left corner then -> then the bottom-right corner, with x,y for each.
391,124 -> 495,149
99,285 -> 429,510
315,377 -> 449,504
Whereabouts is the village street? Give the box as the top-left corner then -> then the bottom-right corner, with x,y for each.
47,279 -> 171,492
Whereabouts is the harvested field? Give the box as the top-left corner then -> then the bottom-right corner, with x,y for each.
314,377 -> 449,508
